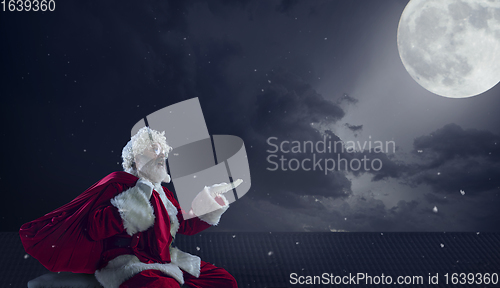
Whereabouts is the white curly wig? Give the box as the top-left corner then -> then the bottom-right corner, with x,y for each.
122,127 -> 173,176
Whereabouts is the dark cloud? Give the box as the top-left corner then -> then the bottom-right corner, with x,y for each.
243,69 -> 409,201
252,69 -> 345,138
364,151 -> 407,181
246,69 -> 352,199
216,190 -> 500,232
337,93 -> 359,105
345,123 -> 363,132
352,123 -> 500,197
409,124 -> 500,194
230,122 -> 500,232
413,123 -> 500,163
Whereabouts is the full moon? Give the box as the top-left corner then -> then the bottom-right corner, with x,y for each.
397,0 -> 500,98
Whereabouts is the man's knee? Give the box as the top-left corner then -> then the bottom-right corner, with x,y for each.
189,265 -> 238,288
120,269 -> 181,288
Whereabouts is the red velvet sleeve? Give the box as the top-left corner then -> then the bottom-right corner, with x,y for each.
87,184 -> 127,241
163,187 -> 212,236
87,202 -> 126,241
176,209 -> 212,236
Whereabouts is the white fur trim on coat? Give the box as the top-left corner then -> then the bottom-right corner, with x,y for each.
110,179 -> 155,236
95,254 -> 184,288
197,204 -> 229,226
170,246 -> 201,278
154,183 -> 180,238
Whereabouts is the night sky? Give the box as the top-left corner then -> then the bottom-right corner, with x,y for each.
1,0 -> 499,232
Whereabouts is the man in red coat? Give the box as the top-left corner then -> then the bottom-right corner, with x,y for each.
20,127 -> 238,288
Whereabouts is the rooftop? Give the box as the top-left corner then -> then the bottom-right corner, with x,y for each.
2,232 -> 499,287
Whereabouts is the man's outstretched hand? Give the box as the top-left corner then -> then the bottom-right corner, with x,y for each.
190,179 -> 243,218
207,179 -> 243,199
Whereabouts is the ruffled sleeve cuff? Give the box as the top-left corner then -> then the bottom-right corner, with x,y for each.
191,186 -> 229,226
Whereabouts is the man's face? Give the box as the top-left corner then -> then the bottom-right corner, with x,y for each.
135,142 -> 168,183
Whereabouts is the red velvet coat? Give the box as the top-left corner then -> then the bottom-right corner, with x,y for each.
19,172 -> 211,274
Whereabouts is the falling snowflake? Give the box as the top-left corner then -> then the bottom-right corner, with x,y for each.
232,235 -> 236,238
440,243 -> 445,248
296,242 -> 299,245
196,247 -> 200,251
437,172 -> 441,175
23,254 -> 29,259
460,190 -> 465,195
344,217 -> 347,221
417,150 -> 423,153
432,206 -> 438,213
268,251 -> 274,256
